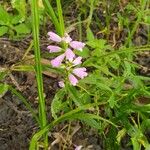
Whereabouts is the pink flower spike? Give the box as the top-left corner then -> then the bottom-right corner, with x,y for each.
62,33 -> 72,43
58,81 -> 65,88
48,32 -> 62,42
65,48 -> 75,62
72,56 -> 82,65
73,67 -> 88,79
47,45 -> 61,53
70,41 -> 85,51
69,74 -> 78,86
51,54 -> 65,67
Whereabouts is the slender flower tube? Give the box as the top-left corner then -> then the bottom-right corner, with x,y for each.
69,74 -> 78,86
75,145 -> 83,150
51,54 -> 65,67
72,67 -> 88,79
47,45 -> 61,53
65,48 -> 75,62
62,33 -> 72,43
48,32 -> 62,42
72,56 -> 82,65
58,81 -> 65,88
69,41 -> 85,51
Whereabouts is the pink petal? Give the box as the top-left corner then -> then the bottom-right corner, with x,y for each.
69,74 -> 78,86
72,56 -> 82,65
73,67 -> 88,79
58,81 -> 65,88
51,54 -> 65,67
75,145 -> 83,150
48,32 -> 62,42
65,48 -> 75,62
62,33 -> 72,43
47,45 -> 61,53
70,41 -> 85,51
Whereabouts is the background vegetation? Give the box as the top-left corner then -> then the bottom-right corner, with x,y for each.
0,0 -> 150,149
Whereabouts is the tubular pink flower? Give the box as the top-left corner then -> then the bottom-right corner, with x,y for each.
58,81 -> 65,88
47,45 -> 61,53
72,56 -> 82,65
62,33 -> 72,43
69,41 -> 85,51
48,32 -> 62,42
75,145 -> 83,150
51,54 -> 65,67
73,67 -> 88,79
69,74 -> 78,86
65,48 -> 75,62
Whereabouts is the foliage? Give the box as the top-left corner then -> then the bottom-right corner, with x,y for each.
0,1 -> 31,38
0,0 -> 149,150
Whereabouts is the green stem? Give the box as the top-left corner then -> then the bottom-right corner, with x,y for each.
87,0 -> 95,28
42,0 -> 61,34
56,0 -> 65,36
31,0 -> 48,147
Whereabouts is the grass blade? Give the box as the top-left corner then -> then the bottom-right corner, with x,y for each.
42,0 -> 60,34
31,0 -> 48,147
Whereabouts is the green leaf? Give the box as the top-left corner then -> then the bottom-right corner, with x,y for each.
14,23 -> 31,34
75,47 -> 90,58
51,89 -> 65,119
0,5 -> 10,25
86,27 -> 94,41
0,83 -> 8,98
0,70 -> 7,80
141,119 -> 150,132
86,39 -> 106,49
131,137 -> 141,150
144,16 -> 150,24
108,93 -> 117,108
11,15 -> 23,25
68,113 -> 116,128
108,54 -> 121,69
67,85 -> 83,106
11,0 -> 26,22
0,26 -> 8,36
116,128 -> 126,144
69,113 -> 101,129
81,75 -> 112,92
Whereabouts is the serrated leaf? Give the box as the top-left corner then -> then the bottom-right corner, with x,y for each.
108,93 -> 117,108
51,89 -> 65,119
0,5 -> 10,25
116,128 -> 126,144
11,15 -> 23,25
11,0 -> 26,22
14,23 -> 31,34
0,83 -> 8,98
144,16 -> 150,24
108,54 -> 121,69
81,75 -> 112,92
68,113 -> 116,128
0,26 -> 8,36
67,85 -> 83,106
86,27 -> 94,41
131,137 -> 141,150
86,39 -> 106,49
0,70 -> 7,80
75,47 -> 90,58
